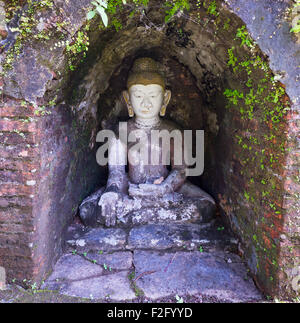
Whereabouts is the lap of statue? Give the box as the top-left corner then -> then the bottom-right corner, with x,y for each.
79,181 -> 215,227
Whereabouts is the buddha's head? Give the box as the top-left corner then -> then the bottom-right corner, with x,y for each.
123,58 -> 171,119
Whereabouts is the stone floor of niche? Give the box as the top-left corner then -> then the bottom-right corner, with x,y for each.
41,219 -> 263,303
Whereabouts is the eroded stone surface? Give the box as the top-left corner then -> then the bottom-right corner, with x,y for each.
127,223 -> 237,251
85,251 -> 133,270
42,251 -> 135,301
41,222 -> 262,302
66,227 -> 127,251
60,271 -> 136,301
66,222 -> 238,252
133,250 -> 262,302
42,254 -> 103,290
46,254 -> 103,281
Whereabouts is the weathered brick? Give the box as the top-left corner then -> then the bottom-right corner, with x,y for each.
0,170 -> 36,185
0,132 -> 35,145
0,144 -> 38,159
0,196 -> 33,208
0,222 -> 34,234
0,104 -> 35,118
0,253 -> 34,268
0,158 -> 39,172
0,184 -> 35,197
0,207 -> 33,222
0,120 -> 37,133
0,246 -> 33,258
0,231 -> 32,247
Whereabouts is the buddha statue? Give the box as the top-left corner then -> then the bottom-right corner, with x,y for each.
79,58 -> 215,227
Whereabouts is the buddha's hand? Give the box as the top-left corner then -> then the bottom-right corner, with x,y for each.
98,192 -> 121,227
128,182 -> 173,198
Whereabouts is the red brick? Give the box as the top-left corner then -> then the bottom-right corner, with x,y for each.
0,132 -> 35,145
0,252 -> 34,266
285,110 -> 299,121
0,184 -> 35,197
0,159 -> 39,172
0,120 -> 37,133
0,222 -> 34,234
0,196 -> 33,208
0,104 -> 35,118
0,231 -> 32,246
262,233 -> 272,249
0,144 -> 38,160
0,170 -> 36,184
0,207 -> 33,222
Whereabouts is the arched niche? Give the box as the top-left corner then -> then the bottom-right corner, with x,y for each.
1,0 -> 298,299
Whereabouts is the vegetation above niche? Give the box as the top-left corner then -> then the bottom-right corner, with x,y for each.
2,0 -> 299,74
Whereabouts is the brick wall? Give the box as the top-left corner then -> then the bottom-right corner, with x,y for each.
0,95 -> 106,284
0,98 -> 39,283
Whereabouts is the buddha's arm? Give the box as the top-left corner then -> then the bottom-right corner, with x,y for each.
162,133 -> 187,191
105,137 -> 128,194
128,136 -> 186,197
128,166 -> 185,198
162,167 -> 186,192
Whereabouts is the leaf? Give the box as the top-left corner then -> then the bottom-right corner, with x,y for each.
175,295 -> 184,303
87,10 -> 96,20
101,0 -> 108,9
96,6 -> 109,27
291,25 -> 300,33
96,0 -> 108,9
10,27 -> 21,32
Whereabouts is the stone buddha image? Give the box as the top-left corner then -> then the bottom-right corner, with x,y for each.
80,58 -> 215,227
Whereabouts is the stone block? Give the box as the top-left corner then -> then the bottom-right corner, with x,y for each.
44,254 -> 104,284
127,223 -> 237,251
66,227 -> 127,252
133,250 -> 262,302
85,251 -> 133,270
59,271 -> 136,301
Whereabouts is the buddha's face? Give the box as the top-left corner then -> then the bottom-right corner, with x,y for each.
123,84 -> 171,119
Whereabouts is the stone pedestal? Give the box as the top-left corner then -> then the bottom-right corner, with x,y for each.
79,186 -> 216,228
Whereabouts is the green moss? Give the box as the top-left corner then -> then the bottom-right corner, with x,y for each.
221,23 -> 292,294
224,32 -> 290,209
2,0 -> 55,73
128,271 -> 145,298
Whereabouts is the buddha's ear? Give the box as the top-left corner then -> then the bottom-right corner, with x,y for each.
160,90 -> 171,117
122,90 -> 134,117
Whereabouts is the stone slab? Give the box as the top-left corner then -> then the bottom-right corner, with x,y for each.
46,254 -> 103,281
60,271 -> 136,301
66,227 -> 127,251
127,223 -> 237,251
85,251 -> 133,270
42,254 -> 103,290
133,250 -> 262,302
